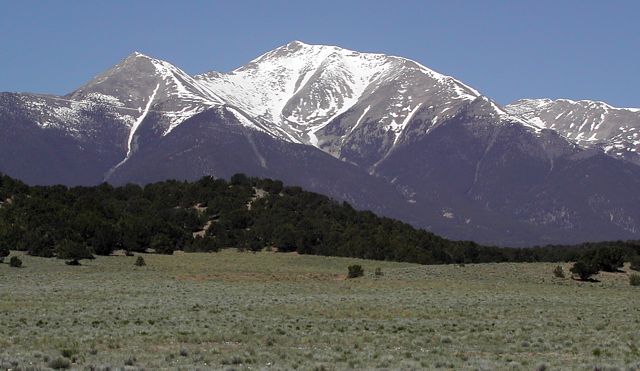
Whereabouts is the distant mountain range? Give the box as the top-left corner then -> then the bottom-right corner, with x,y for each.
2,41 -> 640,246
506,99 -> 640,166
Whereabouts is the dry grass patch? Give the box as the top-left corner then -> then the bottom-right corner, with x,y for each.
1,251 -> 639,369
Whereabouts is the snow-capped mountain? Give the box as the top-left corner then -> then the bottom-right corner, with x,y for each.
2,41 -> 640,246
506,99 -> 640,165
70,52 -> 226,134
196,41 -> 539,168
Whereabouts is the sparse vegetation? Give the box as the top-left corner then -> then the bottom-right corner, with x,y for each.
374,267 -> 384,277
553,265 -> 565,278
47,357 -> 70,369
347,264 -> 364,278
1,251 -> 639,369
134,256 -> 146,266
630,274 -> 640,286
9,255 -> 22,268
60,347 -> 76,359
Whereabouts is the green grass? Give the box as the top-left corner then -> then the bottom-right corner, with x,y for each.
1,250 -> 640,370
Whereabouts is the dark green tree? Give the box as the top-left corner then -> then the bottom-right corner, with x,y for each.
187,236 -> 220,252
9,255 -> 22,268
134,256 -> 146,266
21,227 -> 56,257
151,234 -> 175,255
347,264 -> 364,278
55,239 -> 93,264
273,224 -> 297,252
589,246 -> 625,272
570,260 -> 599,281
0,244 -> 8,263
230,173 -> 250,186
91,222 -> 120,256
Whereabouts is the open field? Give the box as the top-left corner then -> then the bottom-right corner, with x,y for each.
1,251 -> 640,370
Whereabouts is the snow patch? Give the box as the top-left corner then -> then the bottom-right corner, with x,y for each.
104,83 -> 159,180
350,105 -> 371,133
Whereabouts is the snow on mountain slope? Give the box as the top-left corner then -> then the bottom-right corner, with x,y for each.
27,43 -> 540,165
10,52 -> 228,146
12,92 -> 136,139
506,99 -> 640,165
64,52 -> 277,178
5,44 -> 551,176
70,52 -> 227,135
195,41 -> 532,152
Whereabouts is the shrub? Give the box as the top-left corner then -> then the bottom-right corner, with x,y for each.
124,356 -> 136,366
55,239 -> 93,262
134,256 -> 146,266
9,256 -> 22,268
553,265 -> 565,278
630,255 -> 640,272
186,236 -> 220,253
374,267 -> 384,277
630,274 -> 640,286
347,265 -> 364,279
0,245 -> 9,263
570,260 -> 599,281
47,357 -> 70,369
91,223 -> 119,256
588,246 -> 625,272
21,227 -> 55,257
60,348 -> 75,358
151,234 -> 175,255
230,173 -> 250,186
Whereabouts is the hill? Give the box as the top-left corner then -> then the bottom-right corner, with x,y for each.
2,172 -> 640,265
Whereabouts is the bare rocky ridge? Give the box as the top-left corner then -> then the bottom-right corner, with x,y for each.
1,41 -> 640,246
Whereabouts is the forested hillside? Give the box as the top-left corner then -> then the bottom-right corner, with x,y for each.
1,172 -> 639,264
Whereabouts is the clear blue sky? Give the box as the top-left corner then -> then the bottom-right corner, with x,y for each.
1,0 -> 638,107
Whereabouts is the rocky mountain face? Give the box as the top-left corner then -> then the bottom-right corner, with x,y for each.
506,99 -> 640,166
1,41 -> 640,246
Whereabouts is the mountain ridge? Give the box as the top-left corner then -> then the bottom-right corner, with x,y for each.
1,41 -> 640,246
506,98 -> 640,166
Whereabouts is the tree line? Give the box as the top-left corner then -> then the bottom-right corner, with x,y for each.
1,172 -> 639,265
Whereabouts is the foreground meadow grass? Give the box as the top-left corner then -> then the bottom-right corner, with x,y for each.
1,251 -> 640,370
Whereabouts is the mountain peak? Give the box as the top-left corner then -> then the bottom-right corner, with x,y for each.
128,50 -> 148,58
121,51 -> 166,66
285,40 -> 309,47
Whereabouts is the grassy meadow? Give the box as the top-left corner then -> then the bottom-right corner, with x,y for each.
1,250 -> 640,370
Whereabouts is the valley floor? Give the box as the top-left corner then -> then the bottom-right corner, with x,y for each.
1,251 -> 639,370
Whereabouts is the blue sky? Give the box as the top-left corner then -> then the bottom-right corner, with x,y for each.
1,0 -> 638,107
